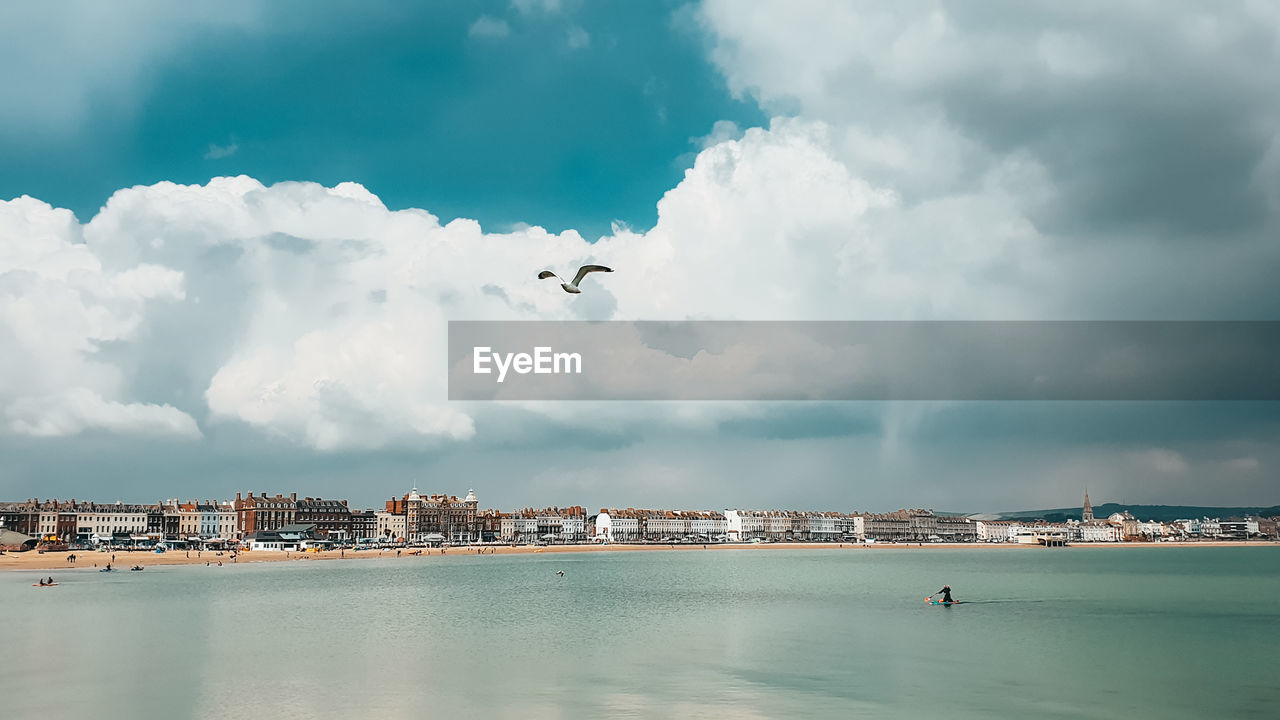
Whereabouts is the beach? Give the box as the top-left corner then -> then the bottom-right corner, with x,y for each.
2,538 -> 1273,572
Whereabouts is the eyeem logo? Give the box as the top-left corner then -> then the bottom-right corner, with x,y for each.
473,346 -> 582,383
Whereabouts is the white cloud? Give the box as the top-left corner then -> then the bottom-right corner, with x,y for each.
0,116 -> 1049,450
692,119 -> 742,149
204,141 -> 239,160
696,0 -> 1280,242
3,99 -> 1257,451
0,195 -> 197,439
566,25 -> 590,50
6,388 -> 200,438
469,16 -> 510,39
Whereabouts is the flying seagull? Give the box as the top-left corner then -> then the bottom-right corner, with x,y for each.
538,264 -> 612,294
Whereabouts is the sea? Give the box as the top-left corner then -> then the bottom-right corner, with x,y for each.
2,547 -> 1278,719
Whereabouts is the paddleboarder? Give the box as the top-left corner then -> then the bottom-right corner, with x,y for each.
933,585 -> 956,604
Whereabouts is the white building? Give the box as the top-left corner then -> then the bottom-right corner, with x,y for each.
75,503 -> 148,540
645,512 -> 690,540
196,501 -> 236,539
594,510 -> 641,542
976,521 -> 1015,542
376,511 -> 407,541
38,511 -> 57,537
765,513 -> 793,540
1076,522 -> 1120,542
688,511 -> 726,539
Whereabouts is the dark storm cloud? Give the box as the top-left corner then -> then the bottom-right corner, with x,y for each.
707,1 -> 1280,240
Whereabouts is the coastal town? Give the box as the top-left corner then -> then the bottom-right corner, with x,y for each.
2,487 -> 1276,555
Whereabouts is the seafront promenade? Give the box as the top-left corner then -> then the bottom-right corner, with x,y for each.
3,539 -> 1273,573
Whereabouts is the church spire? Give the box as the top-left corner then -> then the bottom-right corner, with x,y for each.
1082,488 -> 1094,522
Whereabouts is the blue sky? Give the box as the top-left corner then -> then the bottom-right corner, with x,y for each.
2,1 -> 1278,512
0,1 -> 762,238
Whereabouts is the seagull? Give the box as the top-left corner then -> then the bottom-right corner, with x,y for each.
538,264 -> 612,294
555,570 -> 565,576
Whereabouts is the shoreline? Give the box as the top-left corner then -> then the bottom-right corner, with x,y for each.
2,539 -> 1276,572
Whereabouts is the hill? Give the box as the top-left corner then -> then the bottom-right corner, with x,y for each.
994,503 -> 1280,523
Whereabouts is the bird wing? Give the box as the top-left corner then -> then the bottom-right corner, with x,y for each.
571,264 -> 613,286
538,270 -> 562,282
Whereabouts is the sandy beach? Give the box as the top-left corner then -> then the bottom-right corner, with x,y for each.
2,539 -> 1275,572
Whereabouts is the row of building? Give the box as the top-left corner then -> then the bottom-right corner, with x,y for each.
0,494 -> 981,547
974,515 -> 1271,544
593,508 -> 978,543
0,489 -> 584,548
972,493 -> 1276,544
3,488 -> 1275,550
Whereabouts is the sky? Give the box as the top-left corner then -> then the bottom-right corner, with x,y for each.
2,1 -> 1278,513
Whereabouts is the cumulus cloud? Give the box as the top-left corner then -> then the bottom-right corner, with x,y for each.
3,96 -> 1276,454
0,118 -> 1011,449
0,195 -> 198,439
698,0 -> 1280,321
699,0 -> 1280,245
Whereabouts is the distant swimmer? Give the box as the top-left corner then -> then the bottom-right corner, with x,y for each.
555,570 -> 565,576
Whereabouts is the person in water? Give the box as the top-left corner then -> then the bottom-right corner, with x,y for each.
936,585 -> 956,603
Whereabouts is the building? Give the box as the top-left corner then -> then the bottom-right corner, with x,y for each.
976,520 -> 1015,542
296,497 -> 353,541
476,509 -> 503,542
178,500 -> 201,540
594,509 -> 641,542
73,502 -> 149,544
0,501 -> 39,536
688,511 -> 727,539
724,509 -> 767,541
247,523 -> 322,551
350,510 -> 378,540
375,511 -> 407,541
386,487 -> 479,544
1219,519 -> 1260,538
1075,521 -> 1120,542
496,506 -> 587,544
234,492 -> 299,537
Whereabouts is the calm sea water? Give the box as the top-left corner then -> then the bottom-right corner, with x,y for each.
3,547 -> 1278,719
